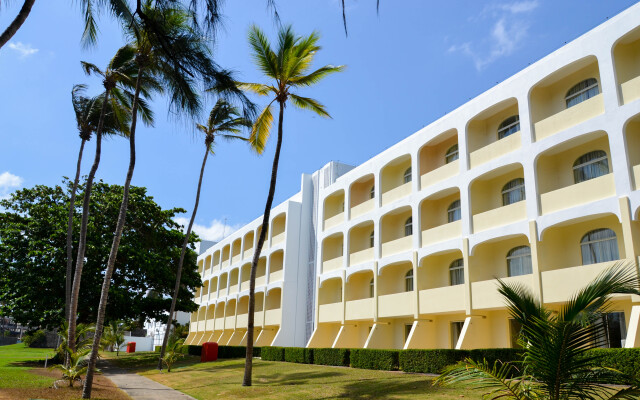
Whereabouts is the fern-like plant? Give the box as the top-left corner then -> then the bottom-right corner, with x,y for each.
162,337 -> 185,372
50,346 -> 93,387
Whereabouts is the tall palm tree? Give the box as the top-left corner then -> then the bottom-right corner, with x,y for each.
238,25 -> 344,386
436,262 -> 640,399
157,98 -> 252,370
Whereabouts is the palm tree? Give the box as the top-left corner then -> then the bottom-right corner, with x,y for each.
436,262 -> 640,399
157,98 -> 251,370
101,320 -> 126,356
238,25 -> 344,386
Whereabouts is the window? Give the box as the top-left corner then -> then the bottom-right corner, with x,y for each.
404,217 -> 413,236
403,167 -> 412,184
369,231 -> 375,248
509,319 -> 523,349
451,321 -> 464,349
449,259 -> 464,286
405,269 -> 414,292
369,278 -> 374,298
447,200 -> 461,223
370,185 -> 375,199
566,78 -> 599,108
404,324 -> 413,342
502,178 -> 526,206
445,144 -> 459,164
573,150 -> 609,184
596,312 -> 627,348
507,246 -> 532,277
498,115 -> 520,139
581,228 -> 619,265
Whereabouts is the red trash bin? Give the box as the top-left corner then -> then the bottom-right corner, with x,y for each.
201,342 -> 218,362
126,342 -> 136,353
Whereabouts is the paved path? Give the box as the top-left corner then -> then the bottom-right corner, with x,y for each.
99,361 -> 196,400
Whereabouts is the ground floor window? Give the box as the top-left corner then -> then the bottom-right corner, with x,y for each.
509,319 -> 523,349
597,312 -> 627,348
451,321 -> 464,349
404,323 -> 413,343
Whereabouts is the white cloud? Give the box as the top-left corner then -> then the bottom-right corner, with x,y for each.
174,217 -> 243,242
8,41 -> 38,59
449,1 -> 539,71
0,171 -> 23,199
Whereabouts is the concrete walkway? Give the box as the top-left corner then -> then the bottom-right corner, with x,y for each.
99,361 -> 196,400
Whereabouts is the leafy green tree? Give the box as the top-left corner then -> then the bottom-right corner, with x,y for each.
157,98 -> 251,369
238,24 -> 344,386
436,262 -> 640,399
101,320 -> 126,356
0,180 -> 201,329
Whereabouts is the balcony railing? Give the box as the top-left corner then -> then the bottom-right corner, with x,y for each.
469,132 -> 521,168
255,312 -> 264,326
322,256 -> 343,273
471,275 -> 533,309
351,198 -> 374,219
272,232 -> 285,246
419,285 -> 465,313
269,269 -> 284,283
621,75 -> 640,104
231,254 -> 241,265
542,260 -> 623,303
240,281 -> 250,292
534,94 -> 604,141
319,302 -> 343,323
265,309 -> 282,325
324,212 -> 344,230
243,249 -> 253,260
214,317 -> 224,330
349,248 -> 374,266
225,315 -> 236,328
255,275 -> 266,287
236,314 -> 248,328
421,220 -> 462,246
221,259 -> 230,269
205,319 -> 214,331
197,319 -> 205,331
381,182 -> 412,206
539,174 -> 615,215
381,236 -> 412,258
345,298 -> 374,320
378,292 -> 414,318
421,160 -> 459,189
473,201 -> 526,233
228,284 -> 238,294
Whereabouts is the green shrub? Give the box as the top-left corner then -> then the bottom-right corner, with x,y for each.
154,345 -> 161,352
217,345 -> 261,359
588,348 -> 640,377
181,345 -> 202,356
23,330 -> 46,348
261,346 -> 285,361
399,348 -> 524,374
350,349 -> 399,371
284,347 -> 313,364
313,348 -> 350,366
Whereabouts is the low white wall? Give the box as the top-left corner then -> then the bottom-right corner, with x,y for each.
118,335 -> 154,352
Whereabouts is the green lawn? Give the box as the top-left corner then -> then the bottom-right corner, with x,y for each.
0,343 -> 56,389
105,352 -> 484,400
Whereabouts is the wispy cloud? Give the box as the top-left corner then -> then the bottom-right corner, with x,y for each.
8,41 -> 38,59
448,1 -> 539,71
174,217 -> 243,243
0,171 -> 23,200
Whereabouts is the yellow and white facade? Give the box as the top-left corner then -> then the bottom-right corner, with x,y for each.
190,4 -> 640,350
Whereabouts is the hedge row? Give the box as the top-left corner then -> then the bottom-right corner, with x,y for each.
180,345 -> 261,358
589,348 -> 640,377
313,348 -> 350,367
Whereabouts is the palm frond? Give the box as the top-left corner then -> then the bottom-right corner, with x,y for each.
236,82 -> 274,96
80,61 -> 103,78
289,65 -> 345,87
249,102 -> 274,155
248,25 -> 278,79
289,94 -> 331,118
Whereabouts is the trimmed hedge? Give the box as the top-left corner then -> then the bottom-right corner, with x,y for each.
400,348 -> 524,374
350,349 -> 399,371
261,346 -> 285,361
284,347 -> 314,364
218,345 -> 261,359
154,345 -> 161,353
182,345 -> 202,356
589,348 -> 640,377
313,348 -> 350,366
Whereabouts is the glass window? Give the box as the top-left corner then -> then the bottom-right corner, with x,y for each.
370,185 -> 375,199
369,231 -> 375,248
405,269 -> 414,292
449,259 -> 464,286
596,312 -> 627,348
509,319 -> 523,349
581,228 -> 619,265
404,217 -> 413,236
447,200 -> 461,223
502,178 -> 526,206
404,324 -> 413,342
566,78 -> 599,108
498,115 -> 520,139
369,278 -> 374,298
507,246 -> 532,277
403,167 -> 412,184
573,150 -> 609,184
445,144 -> 459,164
451,321 -> 464,349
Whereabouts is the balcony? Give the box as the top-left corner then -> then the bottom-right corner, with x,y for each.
255,275 -> 266,287
621,75 -> 640,104
471,275 -> 533,309
243,249 -> 252,260
255,312 -> 264,326
222,259 -> 230,269
421,221 -> 461,246
269,269 -> 283,283
349,248 -> 374,266
534,94 -> 604,141
381,236 -> 412,258
382,182 -> 411,206
419,285 -> 465,314
225,315 -> 236,328
272,232 -> 285,246
319,302 -> 343,323
215,317 -> 224,329
420,161 -> 459,189
265,309 -> 282,325
197,319 -> 205,331
205,319 -> 214,331
473,201 -> 526,233
236,314 -> 248,328
345,298 -> 374,320
542,260 -> 622,303
229,284 -> 238,295
633,164 -> 640,191
324,212 -> 344,230
351,199 -> 374,218
469,132 -> 521,168
378,292 -> 415,318
323,256 -> 343,273
539,174 -> 614,214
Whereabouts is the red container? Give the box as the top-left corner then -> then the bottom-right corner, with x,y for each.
201,342 -> 218,362
126,342 -> 136,353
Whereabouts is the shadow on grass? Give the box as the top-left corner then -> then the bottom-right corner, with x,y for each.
321,376 -> 439,399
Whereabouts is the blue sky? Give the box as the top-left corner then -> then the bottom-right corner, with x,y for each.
0,0 -> 637,241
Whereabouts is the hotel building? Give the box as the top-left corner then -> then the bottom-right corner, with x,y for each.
186,4 -> 640,350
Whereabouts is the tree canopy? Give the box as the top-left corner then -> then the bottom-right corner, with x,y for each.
0,179 -> 201,329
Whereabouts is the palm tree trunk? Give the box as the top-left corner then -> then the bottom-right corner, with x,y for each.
0,0 -> 35,50
82,67 -> 142,399
157,140 -> 211,370
68,88 -> 111,354
243,101 -> 284,387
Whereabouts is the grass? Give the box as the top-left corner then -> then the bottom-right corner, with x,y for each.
105,351 -> 484,400
0,343 -> 55,389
